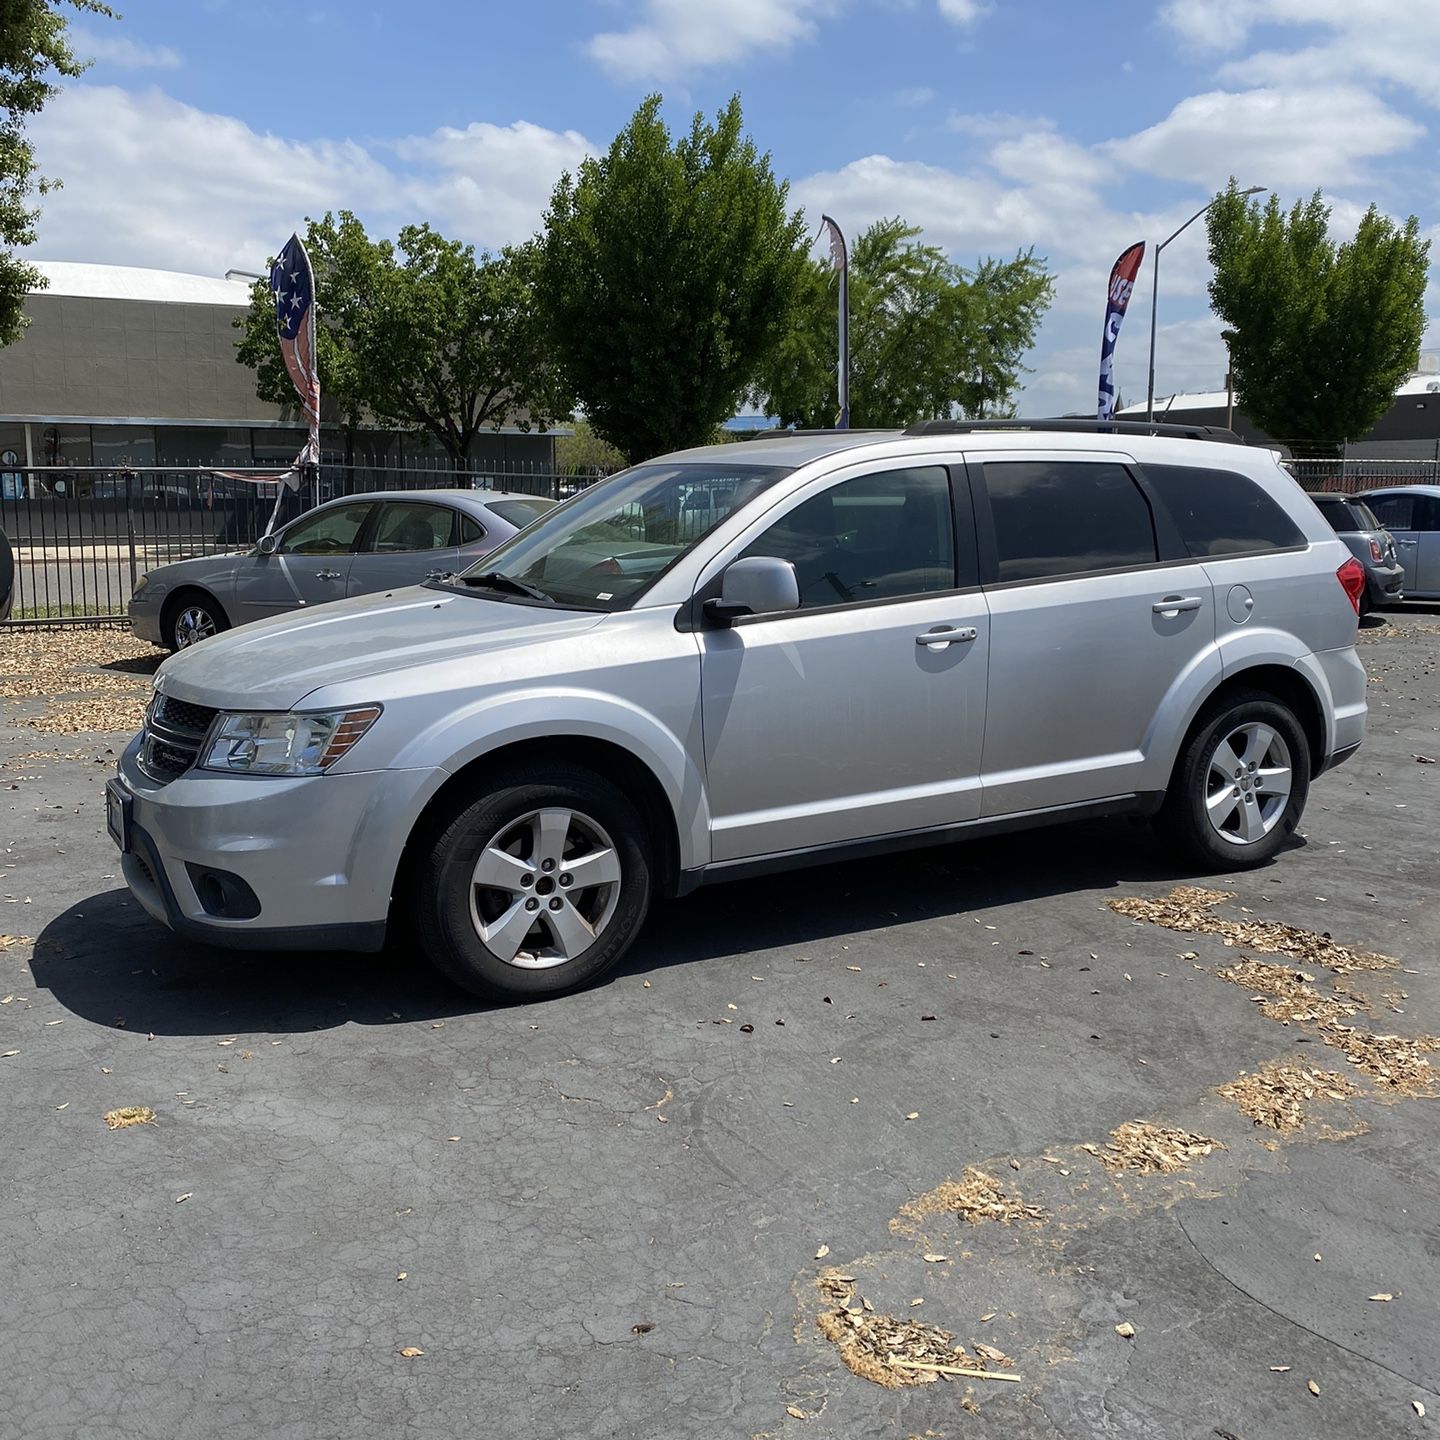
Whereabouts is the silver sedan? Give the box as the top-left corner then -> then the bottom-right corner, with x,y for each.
129,489 -> 555,650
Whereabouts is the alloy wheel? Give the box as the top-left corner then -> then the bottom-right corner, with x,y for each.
467,807 -> 622,968
1205,721 -> 1293,846
174,606 -> 217,648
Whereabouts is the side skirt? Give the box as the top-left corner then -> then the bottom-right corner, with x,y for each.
677,792 -> 1165,893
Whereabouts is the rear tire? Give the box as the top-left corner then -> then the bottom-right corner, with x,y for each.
162,590 -> 229,651
1158,692 -> 1310,871
415,763 -> 653,1000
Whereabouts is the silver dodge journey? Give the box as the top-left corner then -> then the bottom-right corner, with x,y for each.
107,421 -> 1369,999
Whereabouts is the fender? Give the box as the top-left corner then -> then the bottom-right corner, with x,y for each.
390,686 -> 712,871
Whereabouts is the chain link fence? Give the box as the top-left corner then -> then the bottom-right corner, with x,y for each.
1283,457 -> 1440,495
0,461 -> 606,628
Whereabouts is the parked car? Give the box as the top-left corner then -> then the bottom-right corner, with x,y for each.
1306,492 -> 1403,613
128,489 -> 555,650
0,525 -> 12,623
1357,484 -> 1440,600
107,421 -> 1368,1000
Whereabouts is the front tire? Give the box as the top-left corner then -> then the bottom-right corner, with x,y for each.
162,590 -> 229,651
1159,693 -> 1310,870
416,764 -> 653,1000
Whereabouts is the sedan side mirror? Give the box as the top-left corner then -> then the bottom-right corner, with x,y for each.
704,556 -> 800,625
256,533 -> 279,556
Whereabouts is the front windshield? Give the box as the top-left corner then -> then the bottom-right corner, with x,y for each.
456,460 -> 791,610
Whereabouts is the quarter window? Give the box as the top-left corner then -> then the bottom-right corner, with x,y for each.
740,467 -> 956,609
279,502 -> 372,555
1144,465 -> 1305,556
984,461 -> 1156,583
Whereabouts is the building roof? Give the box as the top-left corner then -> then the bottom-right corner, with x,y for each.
30,261 -> 254,307
1119,370 -> 1440,415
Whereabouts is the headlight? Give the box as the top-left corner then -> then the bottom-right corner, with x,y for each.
200,706 -> 382,776
132,574 -> 149,595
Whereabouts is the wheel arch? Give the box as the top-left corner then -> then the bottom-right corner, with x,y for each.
160,584 -> 230,638
1185,662 -> 1328,779
391,735 -> 687,924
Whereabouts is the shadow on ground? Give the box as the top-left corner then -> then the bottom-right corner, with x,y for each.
32,816 -> 1288,1038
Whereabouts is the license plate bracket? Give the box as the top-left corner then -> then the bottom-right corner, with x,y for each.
105,781 -> 132,854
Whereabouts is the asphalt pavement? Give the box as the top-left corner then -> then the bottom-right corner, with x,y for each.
1,616 -> 1438,1439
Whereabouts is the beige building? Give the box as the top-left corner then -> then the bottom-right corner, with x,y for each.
0,261 -> 557,488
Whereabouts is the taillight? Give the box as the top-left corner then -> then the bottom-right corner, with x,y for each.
1369,538 -> 1384,563
1337,557 -> 1366,614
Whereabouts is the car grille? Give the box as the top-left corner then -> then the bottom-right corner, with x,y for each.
137,694 -> 219,785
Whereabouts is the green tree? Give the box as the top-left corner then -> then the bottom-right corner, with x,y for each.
555,417 -> 626,475
1207,183 -> 1431,456
536,94 -> 810,463
753,218 -> 1053,427
235,213 -> 570,467
0,1 -> 112,346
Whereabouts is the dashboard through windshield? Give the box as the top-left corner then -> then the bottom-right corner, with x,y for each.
449,460 -> 792,610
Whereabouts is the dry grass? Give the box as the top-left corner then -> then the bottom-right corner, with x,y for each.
1218,1060 -> 1358,1132
1109,886 -> 1395,975
898,1167 -> 1046,1226
1213,958 -> 1368,1025
103,1106 -> 156,1130
1321,1025 -> 1440,1096
815,1272 -> 1014,1390
16,694 -> 148,736
1087,1121 -> 1224,1175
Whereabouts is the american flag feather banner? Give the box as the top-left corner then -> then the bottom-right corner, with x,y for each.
271,233 -> 320,465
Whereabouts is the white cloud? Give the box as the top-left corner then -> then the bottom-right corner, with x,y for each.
391,121 -> 595,248
894,86 -> 935,107
937,0 -> 988,25
71,25 -> 182,71
587,0 -> 838,81
29,86 -> 592,275
1113,87 -> 1425,190
1163,1 -> 1440,107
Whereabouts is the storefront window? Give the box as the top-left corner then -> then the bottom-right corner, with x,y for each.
156,427 -> 253,467
91,425 -> 157,468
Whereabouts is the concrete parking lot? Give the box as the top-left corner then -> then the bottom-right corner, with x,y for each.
1,619 -> 1437,1439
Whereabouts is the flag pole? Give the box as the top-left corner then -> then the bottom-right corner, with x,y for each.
821,215 -> 849,429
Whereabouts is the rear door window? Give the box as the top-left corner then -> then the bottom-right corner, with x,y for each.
982,460 -> 1157,583
1143,465 -> 1305,556
367,502 -> 458,552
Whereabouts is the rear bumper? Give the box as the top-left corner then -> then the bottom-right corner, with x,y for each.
1366,562 -> 1404,604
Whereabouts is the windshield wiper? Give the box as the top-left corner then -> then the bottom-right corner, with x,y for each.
463,570 -> 553,603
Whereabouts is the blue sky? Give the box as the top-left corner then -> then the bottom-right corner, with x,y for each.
30,0 -> 1439,417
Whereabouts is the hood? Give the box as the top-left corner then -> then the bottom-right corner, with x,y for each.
155,585 -> 606,711
145,551 -> 245,586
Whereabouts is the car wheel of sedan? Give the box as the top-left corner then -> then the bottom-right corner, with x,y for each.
1159,692 -> 1310,871
417,764 -> 653,1000
163,591 -> 229,651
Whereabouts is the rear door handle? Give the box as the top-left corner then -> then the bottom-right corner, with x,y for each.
1397,539 -> 1418,547
1153,595 -> 1202,615
314,569 -> 343,581
916,625 -> 978,647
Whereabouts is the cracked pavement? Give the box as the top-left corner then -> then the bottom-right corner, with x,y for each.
1,615 -> 1438,1438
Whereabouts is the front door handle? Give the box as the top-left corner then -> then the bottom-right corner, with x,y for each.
1153,595 -> 1203,615
916,625 -> 978,648
314,569 -> 343,581
1396,539 -> 1418,547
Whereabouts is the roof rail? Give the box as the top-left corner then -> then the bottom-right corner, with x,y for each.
736,427 -> 895,440
902,418 -> 1247,445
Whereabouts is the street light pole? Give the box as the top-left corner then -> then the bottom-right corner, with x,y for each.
1146,185 -> 1265,424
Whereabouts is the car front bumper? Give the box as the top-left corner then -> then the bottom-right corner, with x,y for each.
111,735 -> 437,951
128,591 -> 165,646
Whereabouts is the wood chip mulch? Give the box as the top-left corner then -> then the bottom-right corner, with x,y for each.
1086,1121 -> 1224,1175
1108,886 -> 1395,975
1212,958 -> 1368,1025
1218,1060 -> 1358,1131
1320,1025 -> 1440,1096
898,1167 -> 1046,1226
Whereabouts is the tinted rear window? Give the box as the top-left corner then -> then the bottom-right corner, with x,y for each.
1144,466 -> 1306,556
489,498 -> 553,528
1313,499 -> 1354,534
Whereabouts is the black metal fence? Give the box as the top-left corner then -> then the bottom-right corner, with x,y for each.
0,461 -> 606,628
1284,457 -> 1440,495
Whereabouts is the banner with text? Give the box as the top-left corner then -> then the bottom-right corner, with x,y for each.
1098,241 -> 1145,421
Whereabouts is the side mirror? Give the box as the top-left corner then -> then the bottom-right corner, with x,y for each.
704,556 -> 800,625
256,533 -> 279,556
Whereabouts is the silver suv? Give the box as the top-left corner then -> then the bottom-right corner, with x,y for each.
106,422 -> 1369,999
